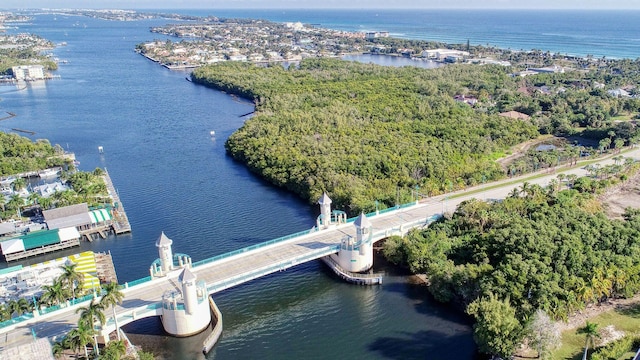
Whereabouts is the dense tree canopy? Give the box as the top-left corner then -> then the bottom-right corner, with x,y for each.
192,59 -> 538,213
0,132 -> 68,176
383,171 -> 640,356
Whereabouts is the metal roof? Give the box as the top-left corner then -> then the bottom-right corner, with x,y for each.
20,230 -> 60,250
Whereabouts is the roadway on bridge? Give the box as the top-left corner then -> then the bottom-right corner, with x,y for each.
2,148 -> 638,351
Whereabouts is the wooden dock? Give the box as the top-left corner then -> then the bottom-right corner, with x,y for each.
103,169 -> 131,234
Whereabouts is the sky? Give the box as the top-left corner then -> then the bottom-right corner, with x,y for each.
3,0 -> 640,10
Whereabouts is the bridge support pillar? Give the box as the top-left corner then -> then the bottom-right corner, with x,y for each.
161,267 -> 211,337
156,232 -> 174,273
332,213 -> 374,273
317,192 -> 333,229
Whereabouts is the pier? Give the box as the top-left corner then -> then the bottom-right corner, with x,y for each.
103,169 -> 131,234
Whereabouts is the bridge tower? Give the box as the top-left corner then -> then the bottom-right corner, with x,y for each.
331,213 -> 373,272
317,192 -> 332,229
160,267 -> 211,337
155,232 -> 173,275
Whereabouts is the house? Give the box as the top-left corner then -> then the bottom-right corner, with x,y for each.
608,88 -> 631,98
454,95 -> 478,106
528,65 -> 565,74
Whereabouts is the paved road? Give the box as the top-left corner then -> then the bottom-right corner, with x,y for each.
1,148 -> 638,351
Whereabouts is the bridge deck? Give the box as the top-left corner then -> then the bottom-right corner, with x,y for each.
3,203 -> 439,348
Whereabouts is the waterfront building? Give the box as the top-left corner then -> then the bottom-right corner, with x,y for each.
42,203 -> 112,233
11,65 -> 45,80
0,227 -> 81,261
422,49 -> 470,61
0,250 -> 116,303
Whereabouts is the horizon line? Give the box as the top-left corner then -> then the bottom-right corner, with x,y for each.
4,7 -> 640,11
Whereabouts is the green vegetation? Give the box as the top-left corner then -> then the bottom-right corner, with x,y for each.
382,163 -> 640,358
192,59 -> 539,213
0,133 -> 69,175
0,37 -> 57,75
553,306 -> 640,359
51,280 -> 153,359
0,133 -> 110,219
191,56 -> 640,214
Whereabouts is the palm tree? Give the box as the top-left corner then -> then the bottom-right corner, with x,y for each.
77,299 -> 106,356
614,139 -> 625,153
0,304 -> 10,321
5,194 -> 24,217
579,321 -> 600,360
612,155 -> 623,165
102,339 -> 126,360
40,278 -> 70,307
60,263 -> 84,300
27,192 -> 40,207
66,323 -> 94,359
9,298 -> 33,317
11,178 -> 26,192
100,282 -> 125,340
51,339 -> 67,360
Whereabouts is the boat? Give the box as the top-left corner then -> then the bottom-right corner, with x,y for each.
38,168 -> 60,178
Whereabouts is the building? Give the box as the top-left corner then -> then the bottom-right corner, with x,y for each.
42,203 -> 112,232
11,65 -> 45,80
0,227 -> 81,261
527,65 -> 565,74
454,94 -> 478,106
365,31 -> 389,39
422,49 -> 470,61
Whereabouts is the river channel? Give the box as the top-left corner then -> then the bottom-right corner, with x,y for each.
0,14 -> 477,359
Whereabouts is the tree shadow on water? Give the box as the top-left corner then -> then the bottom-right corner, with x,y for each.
368,329 -> 482,360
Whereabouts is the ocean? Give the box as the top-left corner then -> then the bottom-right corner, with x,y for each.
159,9 -> 640,59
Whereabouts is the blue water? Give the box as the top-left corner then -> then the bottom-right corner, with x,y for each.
0,14 -> 478,360
159,9 -> 640,59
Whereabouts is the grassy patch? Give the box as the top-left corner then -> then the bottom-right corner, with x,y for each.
552,303 -> 640,360
610,112 -> 637,122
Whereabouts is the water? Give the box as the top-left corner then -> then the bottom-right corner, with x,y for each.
0,14 -> 477,359
163,9 -> 640,59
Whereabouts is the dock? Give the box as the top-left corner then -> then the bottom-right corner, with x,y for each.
321,256 -> 383,285
0,112 -> 16,121
103,169 -> 131,234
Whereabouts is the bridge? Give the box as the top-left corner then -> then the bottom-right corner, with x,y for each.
0,147 -> 637,353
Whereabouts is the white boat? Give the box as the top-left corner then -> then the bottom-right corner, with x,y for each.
38,168 -> 60,178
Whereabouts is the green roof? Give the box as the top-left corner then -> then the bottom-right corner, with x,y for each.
20,230 -> 60,250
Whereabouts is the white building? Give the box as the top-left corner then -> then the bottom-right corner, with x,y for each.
365,31 -> 389,39
422,49 -> 470,61
11,65 -> 45,80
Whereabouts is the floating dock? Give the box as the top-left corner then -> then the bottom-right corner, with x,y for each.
103,169 -> 131,234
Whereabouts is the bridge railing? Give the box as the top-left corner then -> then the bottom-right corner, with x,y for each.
372,214 -> 442,241
0,201 -> 433,331
126,276 -> 152,288
104,302 -> 162,329
192,228 -> 318,269
207,245 -> 340,294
